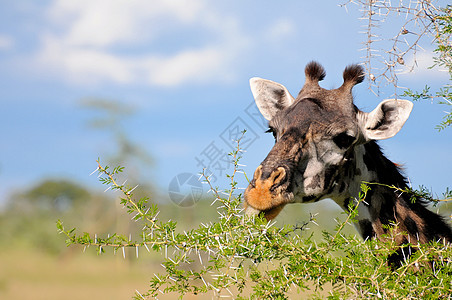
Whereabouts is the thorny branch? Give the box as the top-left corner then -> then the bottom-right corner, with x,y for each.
340,0 -> 451,97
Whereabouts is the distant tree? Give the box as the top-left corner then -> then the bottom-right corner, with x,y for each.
9,179 -> 90,213
80,98 -> 153,174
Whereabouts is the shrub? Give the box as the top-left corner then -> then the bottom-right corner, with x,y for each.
57,135 -> 452,299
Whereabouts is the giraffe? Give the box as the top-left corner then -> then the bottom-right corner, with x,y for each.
243,61 -> 452,266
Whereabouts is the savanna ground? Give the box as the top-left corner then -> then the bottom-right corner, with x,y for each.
0,248 -> 152,300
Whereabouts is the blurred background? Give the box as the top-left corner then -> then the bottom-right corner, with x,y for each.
1,1 -> 451,299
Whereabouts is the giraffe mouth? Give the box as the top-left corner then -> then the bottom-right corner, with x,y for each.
243,175 -> 294,221
243,201 -> 286,221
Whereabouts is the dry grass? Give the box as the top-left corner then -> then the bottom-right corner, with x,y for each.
0,247 -> 153,300
0,245 -> 335,299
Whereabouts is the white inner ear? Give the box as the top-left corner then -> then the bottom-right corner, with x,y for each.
360,99 -> 413,140
250,77 -> 295,121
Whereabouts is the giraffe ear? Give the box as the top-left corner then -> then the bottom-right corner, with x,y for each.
359,99 -> 413,140
250,77 -> 295,121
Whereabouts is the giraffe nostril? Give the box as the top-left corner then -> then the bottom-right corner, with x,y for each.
250,165 -> 288,189
263,166 -> 288,189
253,165 -> 263,180
272,167 -> 286,187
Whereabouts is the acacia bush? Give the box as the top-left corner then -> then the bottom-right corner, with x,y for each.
57,134 -> 452,299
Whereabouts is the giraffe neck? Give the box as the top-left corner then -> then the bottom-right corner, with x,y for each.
333,141 -> 452,244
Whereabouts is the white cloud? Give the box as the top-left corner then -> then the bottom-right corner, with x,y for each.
47,0 -> 204,48
37,34 -> 134,84
32,0 -> 249,87
145,47 -> 226,86
0,35 -> 14,50
397,50 -> 450,81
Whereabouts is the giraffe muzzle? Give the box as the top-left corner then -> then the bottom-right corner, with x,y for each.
244,165 -> 289,220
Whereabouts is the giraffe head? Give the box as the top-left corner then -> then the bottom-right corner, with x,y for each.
244,62 -> 413,220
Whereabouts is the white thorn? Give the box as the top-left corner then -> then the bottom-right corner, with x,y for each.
90,167 -> 99,176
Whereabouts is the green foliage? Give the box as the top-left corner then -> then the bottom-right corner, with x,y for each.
362,182 -> 452,207
58,136 -> 452,299
403,85 -> 452,131
432,5 -> 452,74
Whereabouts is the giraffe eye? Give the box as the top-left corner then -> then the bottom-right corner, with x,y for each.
333,132 -> 355,149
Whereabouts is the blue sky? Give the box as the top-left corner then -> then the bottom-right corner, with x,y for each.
1,1 -> 451,206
